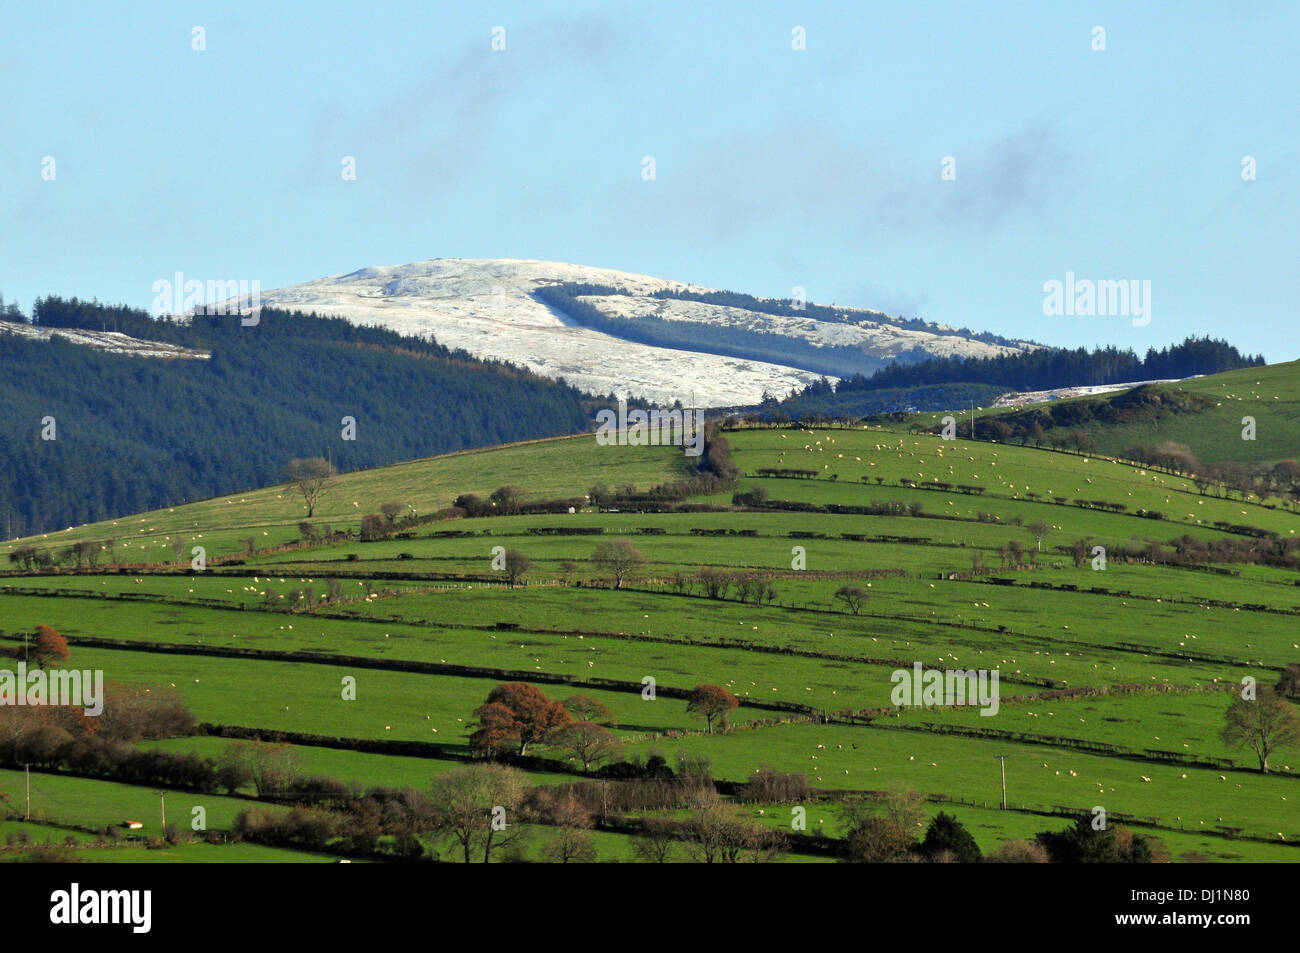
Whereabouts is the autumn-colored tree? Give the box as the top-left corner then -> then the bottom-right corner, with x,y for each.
554,721 -> 623,773
686,684 -> 739,734
562,694 -> 612,724
2,700 -> 96,744
1222,689 -> 1300,773
30,625 -> 70,668
470,682 -> 571,756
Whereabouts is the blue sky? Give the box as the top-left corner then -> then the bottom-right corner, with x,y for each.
3,1 -> 1296,360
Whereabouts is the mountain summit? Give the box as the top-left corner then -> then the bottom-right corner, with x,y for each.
256,258 -> 1033,406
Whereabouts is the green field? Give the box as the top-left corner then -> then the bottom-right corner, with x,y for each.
2,363 -> 1298,863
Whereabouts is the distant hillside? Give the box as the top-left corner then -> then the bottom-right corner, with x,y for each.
0,299 -> 606,538
2,433 -> 689,565
765,336 -> 1265,419
901,360 -> 1300,470
848,336 -> 1263,394
1059,362 -> 1300,467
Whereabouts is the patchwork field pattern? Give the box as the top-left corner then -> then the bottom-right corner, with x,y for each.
2,408 -> 1297,863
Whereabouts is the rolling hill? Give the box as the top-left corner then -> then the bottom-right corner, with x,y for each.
906,360 -> 1300,467
2,422 -> 1297,863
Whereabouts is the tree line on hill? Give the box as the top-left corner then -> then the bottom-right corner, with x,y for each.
763,336 -> 1263,417
836,335 -> 1264,394
902,383 -> 1217,449
1121,443 -> 1300,507
0,296 -> 613,539
534,282 -> 908,379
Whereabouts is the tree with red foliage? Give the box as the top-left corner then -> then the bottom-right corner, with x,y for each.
470,682 -> 570,756
30,625 -> 70,668
686,684 -> 739,734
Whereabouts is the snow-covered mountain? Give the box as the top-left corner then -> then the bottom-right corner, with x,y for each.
251,258 -> 1032,407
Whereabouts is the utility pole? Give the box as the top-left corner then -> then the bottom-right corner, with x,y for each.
997,755 -> 1007,809
24,764 -> 30,820
158,791 -> 166,831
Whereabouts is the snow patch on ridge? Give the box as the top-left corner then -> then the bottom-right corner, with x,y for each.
0,322 -> 210,360
250,258 -> 1031,407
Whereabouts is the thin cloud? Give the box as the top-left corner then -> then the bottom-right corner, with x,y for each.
617,118 -> 1081,240
318,14 -> 647,190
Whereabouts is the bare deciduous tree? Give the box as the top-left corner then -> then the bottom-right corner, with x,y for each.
284,457 -> 337,518
428,763 -> 530,863
501,549 -> 530,589
380,501 -> 409,523
554,721 -> 623,773
1222,689 -> 1300,773
1028,520 -> 1051,552
591,539 -> 644,589
835,585 -> 867,615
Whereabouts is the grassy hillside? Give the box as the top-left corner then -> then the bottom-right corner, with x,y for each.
1091,362 -> 1300,464
2,424 -> 1298,864
904,360 -> 1300,466
5,434 -> 687,565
